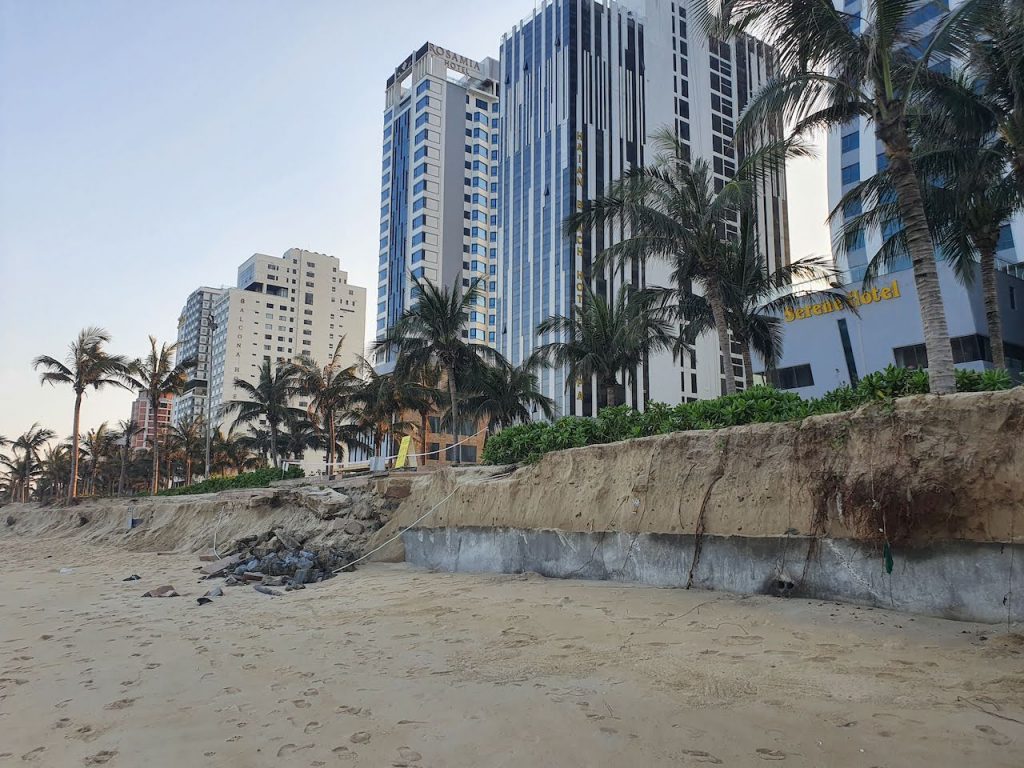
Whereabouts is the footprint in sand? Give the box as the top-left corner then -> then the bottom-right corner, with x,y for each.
84,751 -> 118,765
975,724 -> 1012,746
331,746 -> 355,761
680,750 -> 723,764
103,698 -> 136,710
292,700 -> 310,709
756,748 -> 788,760
275,743 -> 314,757
349,731 -> 372,744
304,721 -> 322,734
20,746 -> 46,761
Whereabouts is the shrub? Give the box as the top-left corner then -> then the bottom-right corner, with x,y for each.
158,466 -> 304,497
482,368 -> 1016,465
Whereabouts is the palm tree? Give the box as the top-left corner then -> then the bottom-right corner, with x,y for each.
375,275 -> 500,463
210,428 -> 257,475
235,428 -> 274,469
708,0 -> 961,393
115,419 -> 142,496
223,360 -> 301,469
33,327 -> 131,501
279,414 -> 322,463
2,424 -> 56,502
464,356 -> 557,432
123,337 -> 196,493
565,131 -> 770,395
79,422 -> 115,496
167,416 -> 205,486
537,283 -> 677,409
670,215 -> 849,387
37,443 -> 71,503
294,339 -> 359,475
348,359 -> 434,457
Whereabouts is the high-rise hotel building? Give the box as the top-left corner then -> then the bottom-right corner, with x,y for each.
171,286 -> 224,427
207,248 -> 366,443
497,0 -> 789,416
375,43 -> 502,362
828,0 -> 1021,280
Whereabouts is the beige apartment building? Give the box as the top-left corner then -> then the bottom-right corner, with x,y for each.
207,248 -> 367,466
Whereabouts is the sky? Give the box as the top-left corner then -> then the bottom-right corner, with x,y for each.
0,0 -> 830,442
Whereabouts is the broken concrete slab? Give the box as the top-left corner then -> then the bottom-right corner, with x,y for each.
200,554 -> 243,577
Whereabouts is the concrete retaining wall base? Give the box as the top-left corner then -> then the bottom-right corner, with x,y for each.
402,527 -> 1021,623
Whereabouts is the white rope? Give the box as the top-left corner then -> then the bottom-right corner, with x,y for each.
332,469 -> 515,574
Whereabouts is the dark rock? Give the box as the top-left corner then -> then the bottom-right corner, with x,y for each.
253,585 -> 282,597
343,520 -> 365,536
142,585 -> 179,598
293,567 -> 311,586
261,575 -> 284,587
242,572 -> 266,582
5,515 -> 15,527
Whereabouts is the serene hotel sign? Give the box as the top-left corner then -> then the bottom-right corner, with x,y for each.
783,279 -> 903,322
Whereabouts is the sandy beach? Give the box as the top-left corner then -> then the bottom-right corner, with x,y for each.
1,537 -> 1021,767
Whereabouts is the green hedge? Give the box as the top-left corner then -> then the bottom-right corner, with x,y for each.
482,366 -> 1016,465
158,466 -> 305,496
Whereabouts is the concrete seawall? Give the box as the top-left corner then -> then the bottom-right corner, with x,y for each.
403,527 -> 1021,623
374,390 -> 1024,623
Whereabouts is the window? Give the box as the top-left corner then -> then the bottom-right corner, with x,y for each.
416,95 -> 430,110
416,79 -> 431,95
412,232 -> 426,245
413,180 -> 427,194
841,163 -> 860,185
951,334 -> 989,364
414,163 -> 429,177
415,128 -> 429,144
304,293 -> 314,306
840,131 -> 859,153
893,343 -> 928,370
475,97 -> 488,109
411,249 -> 426,264
412,214 -> 427,228
413,197 -> 427,212
411,267 -> 426,278
767,364 -> 814,390
415,113 -> 429,128
414,146 -> 428,161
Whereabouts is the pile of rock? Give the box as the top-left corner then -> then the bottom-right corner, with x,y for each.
213,530 -> 358,591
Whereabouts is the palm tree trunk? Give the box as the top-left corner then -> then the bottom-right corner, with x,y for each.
150,393 -> 161,495
605,377 -> 619,408
269,424 -> 279,469
327,410 -> 336,477
979,243 -> 1006,370
447,366 -> 460,465
69,392 -> 83,502
185,456 -> 192,486
118,447 -> 128,497
708,284 -> 736,395
880,123 -> 956,394
420,412 -> 429,458
741,341 -> 755,390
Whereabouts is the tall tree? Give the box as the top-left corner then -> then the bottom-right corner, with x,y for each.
167,416 -> 205,486
79,422 -> 115,496
115,419 -> 142,497
124,337 -> 196,494
294,339 -> 359,475
706,0 -> 962,392
375,276 -> 499,463
565,131 -> 774,395
464,356 -> 557,432
536,284 -> 676,409
223,360 -> 301,469
668,215 -> 848,387
33,327 -> 130,501
2,424 -> 56,502
348,358 -> 434,458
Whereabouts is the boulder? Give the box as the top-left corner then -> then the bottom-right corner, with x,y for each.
343,520 -> 365,536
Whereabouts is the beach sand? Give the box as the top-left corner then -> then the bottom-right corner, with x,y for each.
0,537 -> 1021,767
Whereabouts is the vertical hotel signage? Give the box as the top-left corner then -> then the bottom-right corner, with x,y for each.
574,131 -> 585,402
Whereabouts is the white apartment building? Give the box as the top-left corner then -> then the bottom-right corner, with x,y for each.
376,43 -> 501,362
208,248 -> 367,465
